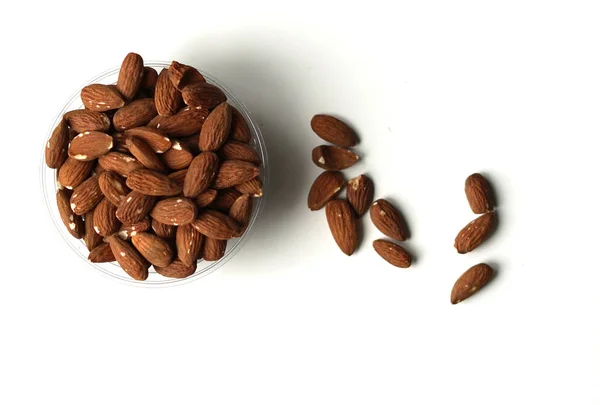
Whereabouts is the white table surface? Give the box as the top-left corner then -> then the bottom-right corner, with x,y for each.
2,1 -> 599,404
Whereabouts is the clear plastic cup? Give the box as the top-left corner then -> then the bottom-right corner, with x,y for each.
40,62 -> 268,287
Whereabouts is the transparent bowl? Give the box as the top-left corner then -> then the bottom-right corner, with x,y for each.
40,61 -> 268,287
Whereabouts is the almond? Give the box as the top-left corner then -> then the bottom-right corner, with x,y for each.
176,224 -> 204,266
98,171 -> 131,206
235,178 -> 263,197
179,133 -> 201,155
118,217 -> 151,239
70,176 -> 103,215
64,110 -> 111,133
454,211 -> 496,254
347,174 -> 374,216
155,68 -> 182,116
182,82 -> 226,109
81,84 -> 125,112
84,211 -> 103,251
372,239 -> 411,268
310,114 -> 358,147
210,188 -> 241,211
370,199 -> 409,241
98,152 -> 144,177
105,235 -> 149,281
213,160 -> 260,189
307,171 -> 345,211
167,169 -> 187,188
126,169 -> 182,196
131,232 -> 174,267
198,102 -> 232,151
220,141 -> 261,165
230,107 -> 252,143
126,136 -> 166,172
57,158 -> 94,189
88,243 -> 116,263
451,263 -> 494,304
56,189 -> 84,238
195,189 -> 218,208
113,98 -> 157,131
154,259 -> 197,279
115,191 -> 156,224
45,119 -> 69,168
68,131 -> 113,161
152,218 -> 176,239
111,132 -> 130,153
202,238 -> 227,261
93,198 -> 120,237
191,210 -> 241,240
125,126 -> 172,153
312,145 -> 359,170
141,67 -> 158,92
150,197 -> 197,225
148,106 -> 209,137
161,140 -> 193,170
325,199 -> 358,256
116,52 -> 144,101
229,194 -> 252,229
183,152 -> 219,198
168,61 -> 205,90
465,173 -> 495,214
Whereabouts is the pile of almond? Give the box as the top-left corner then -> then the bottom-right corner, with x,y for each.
307,115 -> 412,266
45,53 -> 263,281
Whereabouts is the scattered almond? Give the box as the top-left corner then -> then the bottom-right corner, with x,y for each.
451,263 -> 494,304
312,145 -> 359,170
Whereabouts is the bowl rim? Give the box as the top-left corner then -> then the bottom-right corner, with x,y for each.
40,61 -> 269,287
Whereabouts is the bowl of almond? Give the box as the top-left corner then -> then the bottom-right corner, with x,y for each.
41,53 -> 268,286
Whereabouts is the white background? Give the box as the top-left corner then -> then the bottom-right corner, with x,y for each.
1,1 -> 599,404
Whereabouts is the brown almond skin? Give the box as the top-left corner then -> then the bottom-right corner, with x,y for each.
229,194 -> 253,229
152,218 -> 176,239
210,189 -> 242,211
105,235 -> 149,281
155,259 -> 197,279
202,238 -> 227,261
126,136 -> 166,173
126,169 -> 182,196
115,191 -> 156,224
183,152 -> 219,198
150,197 -> 197,226
465,173 -> 495,214
179,133 -> 201,155
98,171 -> 131,206
93,198 -> 120,237
199,102 -> 232,151
111,132 -> 130,153
347,174 -> 374,216
235,178 -> 263,197
169,61 -> 206,90
310,114 -> 358,147
45,119 -> 69,168
308,171 -> 345,211
81,84 -> 125,112
131,232 -> 174,268
117,218 -> 151,240
213,160 -> 260,189
70,176 -> 104,216
68,131 -> 113,161
191,210 -> 241,240
325,199 -> 358,256
220,141 -> 261,165
116,52 -> 144,101
155,68 -> 182,116
372,239 -> 411,268
56,189 -> 84,238
98,152 -> 144,177
161,140 -> 193,170
141,67 -> 158,92
370,199 -> 409,242
182,82 -> 226,109
230,107 -> 252,143
84,211 -> 103,251
148,106 -> 209,137
125,127 -> 172,153
167,169 -> 187,188
195,189 -> 218,208
57,158 -> 95,189
454,212 -> 496,254
64,110 -> 111,133
312,145 -> 359,170
176,224 -> 204,266
113,98 -> 157,131
451,263 -> 494,304
88,243 -> 116,263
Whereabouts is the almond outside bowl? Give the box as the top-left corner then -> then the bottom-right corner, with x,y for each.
40,62 -> 268,287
